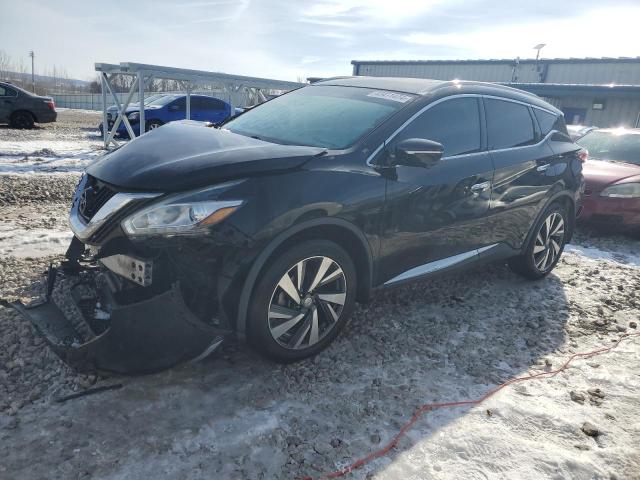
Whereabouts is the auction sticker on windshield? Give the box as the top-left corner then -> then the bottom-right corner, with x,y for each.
366,91 -> 413,103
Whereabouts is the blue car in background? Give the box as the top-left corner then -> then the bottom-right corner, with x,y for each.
104,93 -> 167,122
100,94 -> 232,137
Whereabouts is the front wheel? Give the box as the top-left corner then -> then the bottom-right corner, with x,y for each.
247,240 -> 357,362
508,203 -> 568,280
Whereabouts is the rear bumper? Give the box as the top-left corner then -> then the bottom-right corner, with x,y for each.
37,111 -> 57,123
578,195 -> 640,229
6,265 -> 227,374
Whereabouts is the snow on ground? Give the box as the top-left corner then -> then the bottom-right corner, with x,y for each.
0,137 -> 103,174
566,243 -> 640,268
0,108 -> 105,174
0,225 -> 72,258
55,107 -> 103,114
0,109 -> 639,480
375,331 -> 640,480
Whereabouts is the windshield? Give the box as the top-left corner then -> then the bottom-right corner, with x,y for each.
223,85 -> 415,149
577,130 -> 640,165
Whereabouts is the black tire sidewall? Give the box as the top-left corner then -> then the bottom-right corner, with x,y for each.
247,239 -> 357,362
11,112 -> 34,129
520,203 -> 569,278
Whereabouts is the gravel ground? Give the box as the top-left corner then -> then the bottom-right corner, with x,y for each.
0,108 -> 101,144
0,110 -> 639,480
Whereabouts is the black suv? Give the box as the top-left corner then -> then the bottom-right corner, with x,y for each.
11,77 -> 583,373
0,81 -> 57,128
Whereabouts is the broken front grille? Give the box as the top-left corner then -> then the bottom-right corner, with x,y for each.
78,176 -> 117,223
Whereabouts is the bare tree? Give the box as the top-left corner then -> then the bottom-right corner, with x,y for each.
0,50 -> 12,80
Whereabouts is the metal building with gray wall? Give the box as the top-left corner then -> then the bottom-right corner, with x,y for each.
351,57 -> 640,127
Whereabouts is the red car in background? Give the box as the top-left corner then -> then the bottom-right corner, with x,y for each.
577,128 -> 640,233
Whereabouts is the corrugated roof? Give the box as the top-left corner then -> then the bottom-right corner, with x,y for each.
504,82 -> 640,95
351,57 -> 640,66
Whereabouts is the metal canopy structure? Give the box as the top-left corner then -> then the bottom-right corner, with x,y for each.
95,62 -> 304,148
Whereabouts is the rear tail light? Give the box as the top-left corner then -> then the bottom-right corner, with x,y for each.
577,149 -> 588,162
45,100 -> 55,111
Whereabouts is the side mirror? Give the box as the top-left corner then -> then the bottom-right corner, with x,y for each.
169,104 -> 182,112
393,138 -> 444,167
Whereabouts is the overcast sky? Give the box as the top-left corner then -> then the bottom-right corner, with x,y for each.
2,0 -> 639,81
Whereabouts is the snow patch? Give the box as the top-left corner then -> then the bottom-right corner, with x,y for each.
565,243 -> 640,268
0,226 -> 72,258
0,138 -> 104,174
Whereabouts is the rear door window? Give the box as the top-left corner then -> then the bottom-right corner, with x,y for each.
203,97 -> 226,110
170,97 -> 186,110
485,98 -> 536,150
0,86 -> 16,96
189,97 -> 204,109
397,97 -> 482,157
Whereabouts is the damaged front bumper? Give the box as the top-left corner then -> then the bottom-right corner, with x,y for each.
7,260 -> 228,374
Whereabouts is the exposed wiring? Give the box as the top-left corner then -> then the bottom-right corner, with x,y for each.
300,332 -> 640,480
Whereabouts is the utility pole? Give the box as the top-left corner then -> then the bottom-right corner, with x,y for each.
29,50 -> 35,93
533,44 -> 546,83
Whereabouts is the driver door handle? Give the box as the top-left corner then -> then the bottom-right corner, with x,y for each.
537,163 -> 551,172
471,181 -> 491,192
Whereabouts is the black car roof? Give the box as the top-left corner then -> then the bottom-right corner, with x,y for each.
313,76 -> 561,114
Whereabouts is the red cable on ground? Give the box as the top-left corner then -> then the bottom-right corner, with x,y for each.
300,332 -> 640,480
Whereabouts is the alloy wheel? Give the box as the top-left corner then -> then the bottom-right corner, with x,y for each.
268,256 -> 347,350
532,212 -> 565,272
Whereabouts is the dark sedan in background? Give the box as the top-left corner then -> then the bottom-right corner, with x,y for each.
0,81 -> 57,128
577,128 -> 640,233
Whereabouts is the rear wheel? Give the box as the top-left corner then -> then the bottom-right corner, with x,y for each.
508,203 -> 568,279
247,240 -> 357,362
10,111 -> 35,129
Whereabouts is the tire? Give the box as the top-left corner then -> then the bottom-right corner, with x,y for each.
10,111 -> 35,129
247,239 -> 357,362
508,203 -> 568,280
145,120 -> 163,132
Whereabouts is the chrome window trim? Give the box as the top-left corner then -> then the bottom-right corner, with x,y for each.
384,243 -> 499,285
70,187 -> 161,242
482,94 -> 557,116
366,93 -> 560,166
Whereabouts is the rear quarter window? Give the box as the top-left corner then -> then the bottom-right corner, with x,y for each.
533,108 -> 569,136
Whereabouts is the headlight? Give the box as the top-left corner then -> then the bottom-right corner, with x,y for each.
121,183 -> 244,236
600,183 -> 640,198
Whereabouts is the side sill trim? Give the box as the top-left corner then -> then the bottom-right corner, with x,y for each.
383,243 -> 499,286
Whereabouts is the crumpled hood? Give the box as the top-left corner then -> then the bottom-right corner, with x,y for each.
582,159 -> 640,192
87,121 -> 325,191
